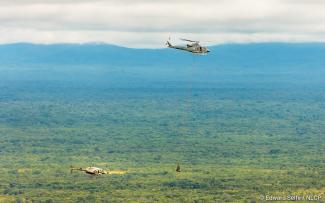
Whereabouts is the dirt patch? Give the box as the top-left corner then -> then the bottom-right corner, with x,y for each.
108,170 -> 127,175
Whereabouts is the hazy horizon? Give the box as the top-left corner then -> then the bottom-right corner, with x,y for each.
2,0 -> 325,47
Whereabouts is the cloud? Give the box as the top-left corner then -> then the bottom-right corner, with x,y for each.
0,0 -> 325,47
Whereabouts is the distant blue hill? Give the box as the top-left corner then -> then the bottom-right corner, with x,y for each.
0,43 -> 324,68
0,43 -> 325,87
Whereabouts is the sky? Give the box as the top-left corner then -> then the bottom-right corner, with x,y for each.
1,0 -> 325,47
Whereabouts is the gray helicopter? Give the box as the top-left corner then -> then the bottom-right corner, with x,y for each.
70,166 -> 108,175
166,38 -> 210,54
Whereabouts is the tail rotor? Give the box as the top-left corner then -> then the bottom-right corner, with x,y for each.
166,36 -> 172,47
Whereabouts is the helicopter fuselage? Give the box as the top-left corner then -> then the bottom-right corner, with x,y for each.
166,41 -> 210,54
71,166 -> 108,175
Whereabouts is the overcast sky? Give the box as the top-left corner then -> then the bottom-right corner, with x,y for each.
1,0 -> 325,47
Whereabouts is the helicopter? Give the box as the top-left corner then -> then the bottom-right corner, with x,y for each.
166,38 -> 210,54
70,166 -> 108,175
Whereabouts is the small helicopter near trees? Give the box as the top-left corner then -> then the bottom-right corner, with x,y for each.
166,38 -> 210,54
70,166 -> 108,175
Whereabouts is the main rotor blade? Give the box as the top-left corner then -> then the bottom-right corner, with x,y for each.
180,38 -> 199,43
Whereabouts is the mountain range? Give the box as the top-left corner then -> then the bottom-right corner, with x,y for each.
0,43 -> 325,88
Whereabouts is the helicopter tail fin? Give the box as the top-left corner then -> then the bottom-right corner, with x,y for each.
166,41 -> 172,47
